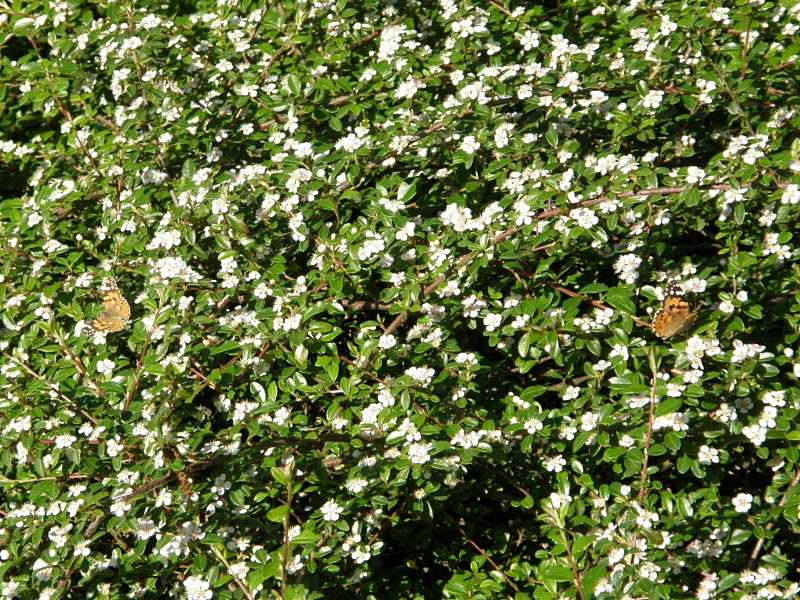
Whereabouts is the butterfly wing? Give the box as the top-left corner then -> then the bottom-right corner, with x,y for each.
87,279 -> 130,333
653,282 -> 696,339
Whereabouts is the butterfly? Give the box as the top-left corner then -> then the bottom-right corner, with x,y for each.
652,281 -> 697,339
85,278 -> 130,334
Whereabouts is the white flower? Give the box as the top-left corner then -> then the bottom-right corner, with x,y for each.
697,573 -> 718,599
640,562 -> 661,581
407,442 -> 432,464
183,575 -> 212,600
462,295 -> 487,318
635,507 -> 659,529
137,518 -> 158,540
519,30 -> 540,51
286,554 -> 304,574
229,562 -> 249,580
781,184 -> 800,204
697,445 -> 719,465
613,253 -> 642,284
379,334 -> 397,349
762,391 -> 785,407
395,77 -> 425,99
346,478 -> 368,494
357,231 -> 385,261
483,313 -> 502,332
451,429 -> 482,449
524,418 -> 543,435
580,412 -> 599,431
549,490 -> 572,509
404,366 -> 435,386
321,500 -> 344,522
569,207 -> 598,228
742,423 -> 766,446
351,545 -> 371,564
686,166 -> 706,184
641,90 -> 664,110
105,438 -> 124,457
718,300 -> 734,314
542,455 -> 566,472
732,493 -> 753,513
460,136 -> 481,154
96,359 -> 115,375
609,344 -> 628,361
54,434 -> 77,449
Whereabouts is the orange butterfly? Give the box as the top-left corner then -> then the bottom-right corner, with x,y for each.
86,278 -> 130,334
653,281 -> 697,339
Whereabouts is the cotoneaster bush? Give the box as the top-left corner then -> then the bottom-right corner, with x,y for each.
1,0 -> 800,598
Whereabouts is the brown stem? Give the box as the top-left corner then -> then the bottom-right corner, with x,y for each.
747,467 -> 800,569
212,545 -> 254,600
455,523 -> 521,593
638,370 -> 659,506
558,525 -> 585,600
547,283 -> 652,328
281,468 -> 294,599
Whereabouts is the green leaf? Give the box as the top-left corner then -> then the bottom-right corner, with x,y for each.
545,566 -> 575,582
13,17 -> 36,31
267,505 -> 289,523
728,529 -> 752,545
251,381 -> 266,402
603,288 -> 636,315
677,494 -> 694,518
397,181 -> 417,203
518,333 -> 531,358
182,158 -> 196,179
271,467 -> 291,486
572,535 -> 596,554
654,398 -> 682,418
663,431 -> 681,451
734,202 -> 745,225
286,74 -> 302,96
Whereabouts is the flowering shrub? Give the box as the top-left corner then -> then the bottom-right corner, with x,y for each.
2,0 -> 800,598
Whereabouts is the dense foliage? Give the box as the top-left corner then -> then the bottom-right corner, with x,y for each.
2,0 -> 800,598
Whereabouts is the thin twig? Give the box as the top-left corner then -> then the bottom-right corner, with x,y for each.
558,526 -> 585,600
281,468 -> 294,599
747,467 -> 800,569
547,283 -> 652,328
638,366 -> 659,506
455,523 -> 521,593
211,545 -> 254,600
